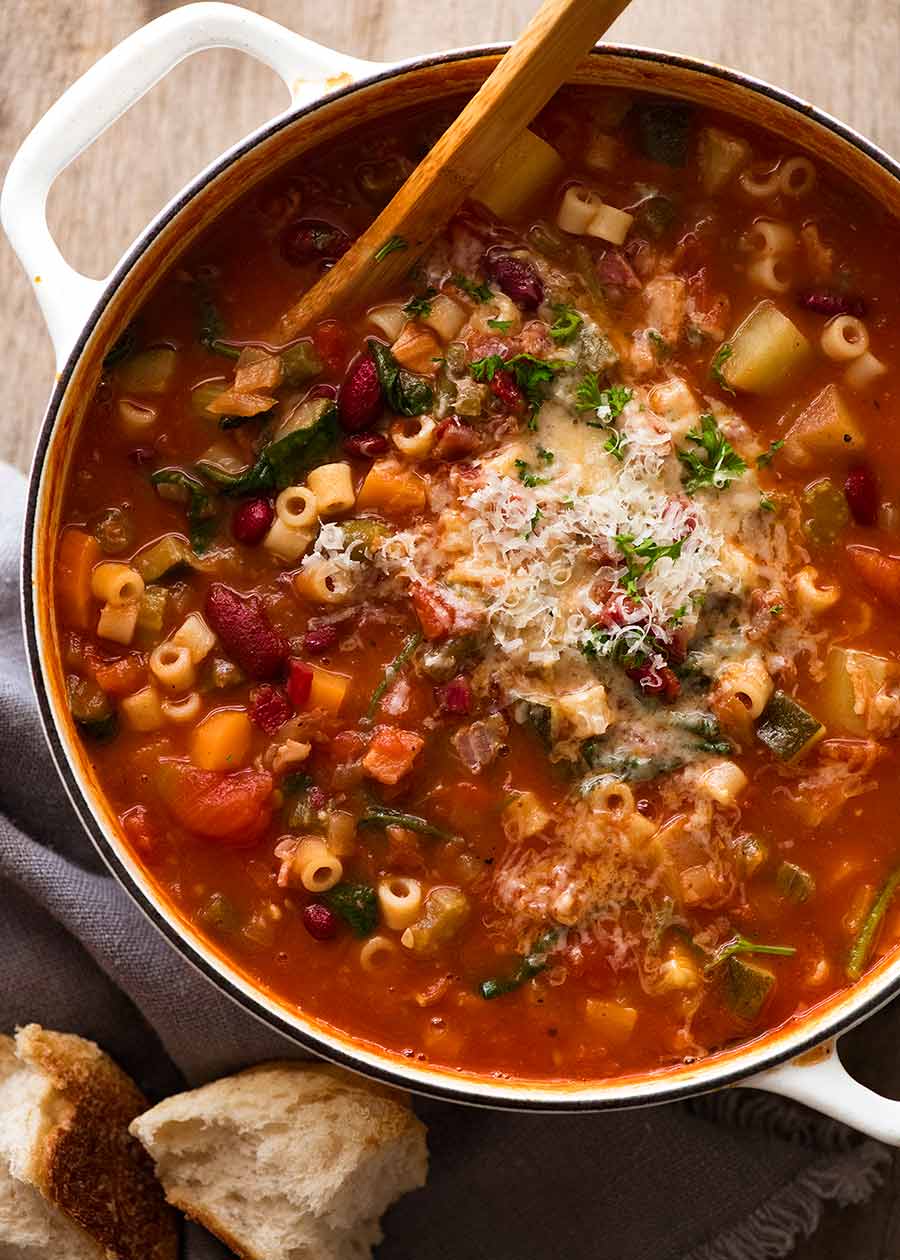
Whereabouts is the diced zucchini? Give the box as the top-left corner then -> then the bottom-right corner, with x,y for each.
822,646 -> 895,737
66,675 -> 118,742
724,955 -> 775,1021
755,690 -> 824,762
133,535 -> 194,582
697,127 -> 751,194
584,999 -> 638,1047
198,656 -> 245,694
472,128 -> 565,220
117,347 -> 177,395
401,887 -> 470,957
634,101 -> 693,167
280,340 -> 323,387
719,301 -> 811,394
136,586 -> 168,638
340,518 -> 390,555
783,384 -> 866,469
197,892 -> 241,935
776,860 -> 815,903
801,478 -> 849,543
736,833 -> 769,879
91,507 -> 135,555
635,193 -> 678,239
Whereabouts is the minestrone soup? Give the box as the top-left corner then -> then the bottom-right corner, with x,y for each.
53,90 -> 900,1082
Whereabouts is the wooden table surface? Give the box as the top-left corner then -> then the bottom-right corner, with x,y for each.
2,1 -> 899,1255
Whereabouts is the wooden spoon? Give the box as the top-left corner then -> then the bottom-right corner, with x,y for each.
277,0 -> 632,340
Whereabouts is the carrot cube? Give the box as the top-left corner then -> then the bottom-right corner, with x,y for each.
309,664 -> 350,714
355,459 -> 427,517
57,529 -> 100,630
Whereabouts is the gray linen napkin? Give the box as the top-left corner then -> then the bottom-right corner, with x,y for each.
0,455 -> 894,1260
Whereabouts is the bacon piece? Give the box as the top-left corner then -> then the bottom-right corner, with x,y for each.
596,247 -> 641,292
433,417 -> 481,461
452,714 -> 508,774
411,582 -> 456,640
249,684 -> 292,734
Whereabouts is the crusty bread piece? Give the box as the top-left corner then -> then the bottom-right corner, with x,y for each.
130,1060 -> 428,1260
0,1035 -> 102,1259
0,1026 -> 177,1260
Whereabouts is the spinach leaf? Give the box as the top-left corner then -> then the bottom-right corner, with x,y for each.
322,883 -> 378,937
368,341 -> 434,417
150,469 -> 218,553
197,399 -> 339,497
359,805 -> 454,841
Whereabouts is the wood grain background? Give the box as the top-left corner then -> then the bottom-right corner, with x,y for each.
2,2 -> 900,1255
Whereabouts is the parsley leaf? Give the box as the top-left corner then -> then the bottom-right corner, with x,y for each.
471,352 -> 564,430
759,494 -> 776,513
575,375 -> 632,420
603,430 -> 629,462
710,342 -> 735,394
647,329 -> 670,359
487,317 -> 512,332
770,603 -> 784,617
515,459 -> 548,488
575,373 -> 605,411
374,235 -> 407,262
756,439 -> 784,468
403,288 -> 437,319
452,273 -> 493,302
537,446 -> 554,464
549,303 -> 583,344
369,340 -> 434,416
615,534 -> 685,598
525,506 -> 542,538
677,413 -> 747,493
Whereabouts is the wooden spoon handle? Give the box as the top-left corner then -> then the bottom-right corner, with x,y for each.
278,0 -> 632,340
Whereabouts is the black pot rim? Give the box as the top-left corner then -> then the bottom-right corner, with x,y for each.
21,40 -> 900,1112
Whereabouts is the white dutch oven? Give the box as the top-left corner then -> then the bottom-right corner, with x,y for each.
5,1 -> 900,1137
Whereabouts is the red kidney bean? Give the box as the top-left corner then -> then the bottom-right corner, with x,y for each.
845,464 -> 879,526
483,249 -> 544,309
281,218 -> 351,266
231,497 -> 274,545
343,431 -> 389,458
205,584 -> 289,680
796,289 -> 867,318
338,352 -> 383,432
490,370 -> 525,412
303,623 -> 339,654
287,658 -> 314,708
248,684 -> 292,734
436,675 -> 472,715
626,663 -> 681,702
302,902 -> 338,941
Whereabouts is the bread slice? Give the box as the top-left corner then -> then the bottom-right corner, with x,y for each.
130,1060 -> 428,1260
0,1026 -> 177,1260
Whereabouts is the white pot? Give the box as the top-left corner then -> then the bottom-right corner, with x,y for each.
5,1 -> 900,1139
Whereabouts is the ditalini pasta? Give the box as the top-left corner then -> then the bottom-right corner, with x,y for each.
52,88 -> 900,1087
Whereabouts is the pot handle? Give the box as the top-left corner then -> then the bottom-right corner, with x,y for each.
0,2 -> 381,368
746,1039 -> 900,1144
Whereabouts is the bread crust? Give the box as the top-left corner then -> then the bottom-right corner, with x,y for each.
14,1024 -> 178,1260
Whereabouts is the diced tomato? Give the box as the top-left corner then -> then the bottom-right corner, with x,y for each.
362,727 -> 425,785
490,371 -> 525,412
626,663 -> 681,702
847,545 -> 900,608
120,805 -> 161,859
287,659 -> 314,708
93,654 -> 147,696
312,319 -> 348,374
411,583 -> 455,640
157,761 -> 273,845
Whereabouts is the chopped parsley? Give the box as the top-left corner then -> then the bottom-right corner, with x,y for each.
487,317 -> 512,332
403,288 -> 437,319
602,429 -> 629,462
515,459 -> 548,488
710,342 -> 735,394
756,439 -> 785,468
471,352 -> 564,430
549,303 -> 583,344
373,235 -> 408,262
615,534 -> 685,599
537,446 -> 554,464
525,506 -> 542,538
452,273 -> 493,302
575,374 -> 632,420
677,413 -> 747,493
770,604 -> 784,617
759,494 -> 776,513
